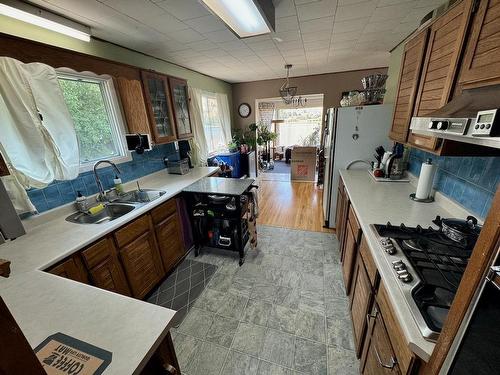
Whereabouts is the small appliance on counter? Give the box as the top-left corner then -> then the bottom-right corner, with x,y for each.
165,158 -> 190,175
371,215 -> 481,341
369,143 -> 409,182
126,133 -> 152,154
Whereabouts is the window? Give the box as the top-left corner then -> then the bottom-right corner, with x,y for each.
275,107 -> 322,147
201,92 -> 226,154
57,71 -> 130,171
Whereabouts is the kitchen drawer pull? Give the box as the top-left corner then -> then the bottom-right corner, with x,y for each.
374,345 -> 397,370
366,307 -> 379,326
162,364 -> 177,374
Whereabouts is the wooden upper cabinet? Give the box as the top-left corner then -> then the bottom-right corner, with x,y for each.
115,77 -> 151,135
141,70 -> 177,144
410,0 -> 474,151
168,77 -> 193,139
459,0 -> 500,88
389,29 -> 429,143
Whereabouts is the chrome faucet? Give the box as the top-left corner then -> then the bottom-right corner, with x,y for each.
93,160 -> 121,201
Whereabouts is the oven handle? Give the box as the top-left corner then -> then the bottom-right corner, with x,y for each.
374,345 -> 397,369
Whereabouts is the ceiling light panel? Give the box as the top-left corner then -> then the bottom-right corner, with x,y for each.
200,0 -> 274,39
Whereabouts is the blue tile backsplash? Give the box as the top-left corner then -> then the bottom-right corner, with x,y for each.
27,143 -> 179,213
408,148 -> 500,219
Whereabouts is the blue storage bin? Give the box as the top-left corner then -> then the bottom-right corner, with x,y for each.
211,151 -> 242,178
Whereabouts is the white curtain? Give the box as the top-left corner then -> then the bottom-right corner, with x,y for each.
188,86 -> 209,166
0,57 -> 79,213
215,92 -> 232,145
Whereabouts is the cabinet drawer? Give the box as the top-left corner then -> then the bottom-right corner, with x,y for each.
377,282 -> 415,374
348,205 -> 361,242
114,214 -> 150,248
360,237 -> 378,290
81,237 -> 115,269
151,199 -> 177,224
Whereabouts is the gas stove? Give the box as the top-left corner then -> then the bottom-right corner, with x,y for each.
372,221 -> 474,342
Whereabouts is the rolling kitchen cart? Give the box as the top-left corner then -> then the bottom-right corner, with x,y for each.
182,177 -> 256,266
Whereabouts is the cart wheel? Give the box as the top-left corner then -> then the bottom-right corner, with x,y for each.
239,258 -> 244,266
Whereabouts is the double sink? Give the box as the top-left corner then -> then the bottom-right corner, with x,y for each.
66,189 -> 166,225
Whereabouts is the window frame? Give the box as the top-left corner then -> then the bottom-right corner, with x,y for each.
201,91 -> 226,155
56,68 -> 131,173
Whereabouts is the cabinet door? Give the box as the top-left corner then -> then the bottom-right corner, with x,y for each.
342,222 -> 358,295
168,77 -> 193,139
141,70 -> 177,144
115,77 -> 151,135
459,0 -> 500,87
48,256 -> 88,284
155,213 -> 185,274
82,237 -> 131,296
336,178 -> 349,254
389,29 -> 428,143
411,0 -> 473,151
362,304 -> 401,375
350,256 -> 373,357
119,230 -> 165,299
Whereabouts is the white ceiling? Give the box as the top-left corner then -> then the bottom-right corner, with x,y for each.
25,0 -> 445,83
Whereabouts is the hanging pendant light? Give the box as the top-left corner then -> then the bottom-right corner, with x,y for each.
279,64 -> 297,104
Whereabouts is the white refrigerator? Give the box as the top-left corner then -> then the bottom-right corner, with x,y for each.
322,105 -> 393,228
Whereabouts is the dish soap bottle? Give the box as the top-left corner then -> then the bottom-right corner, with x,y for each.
113,175 -> 124,194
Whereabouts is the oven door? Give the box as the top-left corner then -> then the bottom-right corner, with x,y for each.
445,264 -> 500,374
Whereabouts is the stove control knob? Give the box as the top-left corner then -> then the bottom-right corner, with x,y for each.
392,260 -> 406,271
437,120 -> 449,130
398,272 -> 413,283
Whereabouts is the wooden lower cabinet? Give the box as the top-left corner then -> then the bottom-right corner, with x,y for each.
47,256 -> 88,284
336,178 -> 349,250
350,255 -> 373,357
81,237 -> 131,296
115,215 -> 165,299
141,331 -> 181,374
154,213 -> 185,274
362,303 -> 401,375
342,223 -> 358,295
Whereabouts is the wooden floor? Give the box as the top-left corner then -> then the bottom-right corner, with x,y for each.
257,178 -> 334,233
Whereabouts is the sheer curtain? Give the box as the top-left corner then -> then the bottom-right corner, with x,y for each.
188,86 -> 209,166
215,92 -> 232,145
0,57 -> 79,213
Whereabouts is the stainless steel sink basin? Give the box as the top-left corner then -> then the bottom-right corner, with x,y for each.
114,189 -> 166,204
66,203 -> 137,224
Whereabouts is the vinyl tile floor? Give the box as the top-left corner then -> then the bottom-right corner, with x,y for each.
170,225 -> 359,375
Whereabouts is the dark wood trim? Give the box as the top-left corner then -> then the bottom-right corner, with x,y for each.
0,152 -> 9,177
0,259 -> 11,278
168,76 -> 194,139
0,32 -> 139,80
422,185 -> 500,374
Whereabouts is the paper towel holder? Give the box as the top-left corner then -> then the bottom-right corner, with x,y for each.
409,193 -> 434,203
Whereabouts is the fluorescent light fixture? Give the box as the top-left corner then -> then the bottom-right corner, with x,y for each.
0,0 -> 91,42
200,0 -> 275,39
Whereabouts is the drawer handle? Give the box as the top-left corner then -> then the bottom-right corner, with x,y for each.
218,236 -> 232,247
374,345 -> 397,370
163,364 -> 178,374
365,307 -> 378,326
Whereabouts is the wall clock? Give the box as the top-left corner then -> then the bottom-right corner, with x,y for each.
238,103 -> 251,118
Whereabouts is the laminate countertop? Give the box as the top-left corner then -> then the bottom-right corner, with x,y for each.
0,167 -> 219,374
339,169 -> 474,362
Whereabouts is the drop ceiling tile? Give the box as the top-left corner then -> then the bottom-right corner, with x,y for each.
168,28 -> 205,43
155,0 -> 210,20
414,0 -> 445,9
186,39 -> 219,51
299,16 -> 334,33
256,48 -> 283,57
275,16 -> 300,32
277,40 -> 304,51
272,30 -> 302,42
335,0 -> 376,22
370,3 -> 413,22
245,39 -> 277,51
281,49 -> 306,58
363,19 -> 400,33
202,48 -> 230,58
147,12 -> 190,33
333,17 -> 370,33
301,31 -> 331,43
304,39 -> 330,51
274,0 -> 297,18
296,0 -> 337,21
102,0 -> 163,21
204,29 -> 238,42
332,31 -> 359,42
185,15 -> 227,33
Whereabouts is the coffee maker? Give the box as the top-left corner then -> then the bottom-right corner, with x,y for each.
178,140 -> 193,168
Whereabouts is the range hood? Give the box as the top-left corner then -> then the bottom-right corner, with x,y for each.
410,85 -> 500,149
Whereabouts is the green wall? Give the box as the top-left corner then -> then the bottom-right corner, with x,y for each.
0,15 -> 232,103
384,42 -> 405,105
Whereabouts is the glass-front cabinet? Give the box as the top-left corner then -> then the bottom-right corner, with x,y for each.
168,76 -> 193,139
141,71 -> 177,144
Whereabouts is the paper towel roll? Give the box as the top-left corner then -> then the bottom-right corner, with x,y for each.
415,159 -> 437,200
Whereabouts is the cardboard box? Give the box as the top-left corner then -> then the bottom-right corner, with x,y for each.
291,147 -> 317,181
